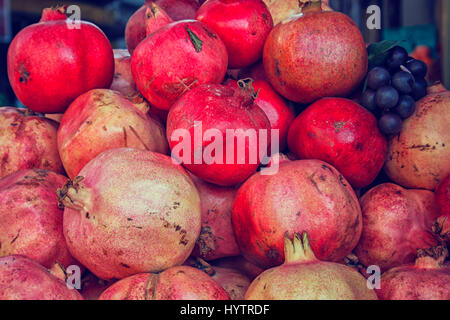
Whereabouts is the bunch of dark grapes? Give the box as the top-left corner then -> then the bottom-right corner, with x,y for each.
361,46 -> 429,136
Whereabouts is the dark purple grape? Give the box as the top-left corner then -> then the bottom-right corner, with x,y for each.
406,59 -> 428,78
392,71 -> 415,94
376,86 -> 399,110
361,89 -> 378,113
367,67 -> 391,90
386,46 -> 408,70
379,113 -> 403,135
394,95 -> 416,119
411,77 -> 428,100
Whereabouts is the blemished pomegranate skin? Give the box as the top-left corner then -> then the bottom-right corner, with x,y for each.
232,159 -> 362,269
60,148 -> 202,280
98,266 -> 230,300
263,1 -> 367,104
131,20 -> 228,111
0,107 -> 64,179
0,255 -> 83,300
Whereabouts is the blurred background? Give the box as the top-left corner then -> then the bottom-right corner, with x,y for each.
0,0 -> 449,106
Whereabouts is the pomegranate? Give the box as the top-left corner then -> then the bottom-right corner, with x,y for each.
355,183 -> 440,272
245,233 -> 378,300
190,174 -> 240,260
57,89 -> 168,179
232,80 -> 295,151
98,266 -> 229,300
166,82 -> 271,186
0,255 -> 83,300
0,107 -> 64,179
263,0 -> 333,25
288,98 -> 387,188
196,0 -> 273,69
384,90 -> 450,190
7,6 -> 114,113
263,0 -> 367,104
59,148 -> 201,280
213,256 -> 264,281
111,49 -> 138,98
377,246 -> 450,300
232,159 -> 362,269
125,5 -> 147,54
187,258 -> 251,300
145,2 -> 173,36
433,173 -> 450,243
154,0 -> 200,21
131,20 -> 228,111
0,169 -> 76,269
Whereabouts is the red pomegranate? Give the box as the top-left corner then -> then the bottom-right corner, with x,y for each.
0,107 -> 64,179
7,6 -> 114,113
131,20 -> 228,111
125,5 -> 147,54
288,98 -> 387,188
98,266 -> 229,300
232,159 -> 362,269
111,49 -> 138,98
377,246 -> 450,300
145,2 -> 173,36
187,258 -> 251,300
190,174 -> 240,260
0,255 -> 83,300
355,183 -> 440,272
263,0 -> 367,104
245,233 -> 378,300
57,89 -> 168,179
59,148 -> 202,280
196,0 -> 273,69
0,169 -> 75,268
433,173 -> 450,243
166,82 -> 271,187
154,0 -> 200,21
253,80 -> 295,151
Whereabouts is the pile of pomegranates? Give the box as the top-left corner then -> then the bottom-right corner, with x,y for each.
0,0 -> 448,302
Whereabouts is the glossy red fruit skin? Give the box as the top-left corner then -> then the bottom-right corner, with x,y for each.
288,98 -> 387,188
131,20 -> 228,111
263,8 -> 367,104
166,83 -> 271,187
196,0 -> 273,69
145,2 -> 173,37
125,5 -> 147,54
7,8 -> 114,113
232,160 -> 362,269
253,80 -> 295,151
154,0 -> 200,21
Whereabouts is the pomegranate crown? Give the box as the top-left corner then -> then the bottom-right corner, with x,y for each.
284,232 -> 317,264
415,246 -> 449,269
40,6 -> 68,22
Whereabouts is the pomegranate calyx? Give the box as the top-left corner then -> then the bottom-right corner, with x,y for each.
416,246 -> 448,269
284,232 -> 317,264
40,6 -> 68,22
188,257 -> 216,276
57,176 -> 87,211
